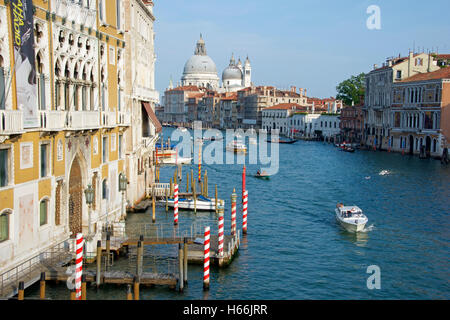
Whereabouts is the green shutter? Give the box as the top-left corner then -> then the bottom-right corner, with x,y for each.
0,149 -> 8,187
40,201 -> 47,226
0,214 -> 9,242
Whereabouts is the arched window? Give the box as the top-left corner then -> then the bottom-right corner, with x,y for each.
433,139 -> 437,153
40,199 -> 48,226
0,209 -> 11,242
102,179 -> 108,199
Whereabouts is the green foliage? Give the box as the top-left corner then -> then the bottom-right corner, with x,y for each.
336,73 -> 366,106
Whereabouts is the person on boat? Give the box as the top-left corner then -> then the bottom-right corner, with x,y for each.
257,169 -> 261,176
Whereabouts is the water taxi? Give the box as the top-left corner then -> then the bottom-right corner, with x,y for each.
335,204 -> 368,233
164,195 -> 224,211
226,141 -> 247,153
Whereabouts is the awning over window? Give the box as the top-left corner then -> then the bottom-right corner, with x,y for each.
142,102 -> 162,133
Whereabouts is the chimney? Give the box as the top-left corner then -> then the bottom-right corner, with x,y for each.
408,51 -> 414,77
373,64 -> 378,70
291,86 -> 296,93
304,89 -> 307,97
300,88 -> 304,97
312,102 -> 315,114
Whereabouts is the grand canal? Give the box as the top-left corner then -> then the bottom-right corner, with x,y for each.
28,127 -> 449,299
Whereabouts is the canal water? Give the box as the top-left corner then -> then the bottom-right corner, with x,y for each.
27,127 -> 449,299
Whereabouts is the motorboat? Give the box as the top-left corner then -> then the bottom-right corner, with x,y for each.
335,203 -> 368,233
255,170 -> 270,180
159,156 -> 192,165
226,140 -> 247,153
266,138 -> 297,144
163,195 -> 224,211
178,127 -> 188,132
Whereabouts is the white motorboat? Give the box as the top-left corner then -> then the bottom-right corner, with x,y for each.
163,195 -> 224,211
226,140 -> 247,153
335,204 -> 368,233
159,156 -> 192,165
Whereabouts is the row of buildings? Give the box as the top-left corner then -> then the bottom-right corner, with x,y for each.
363,52 -> 450,158
0,0 -> 161,279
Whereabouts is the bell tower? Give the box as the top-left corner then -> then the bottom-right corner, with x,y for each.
243,56 -> 252,87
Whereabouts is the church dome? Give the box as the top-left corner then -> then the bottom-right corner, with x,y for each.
222,65 -> 242,82
183,55 -> 218,75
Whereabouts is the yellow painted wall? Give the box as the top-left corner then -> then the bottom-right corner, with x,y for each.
0,188 -> 14,212
14,133 -> 40,185
38,178 -> 52,201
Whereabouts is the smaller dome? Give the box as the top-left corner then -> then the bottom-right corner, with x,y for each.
222,65 -> 242,82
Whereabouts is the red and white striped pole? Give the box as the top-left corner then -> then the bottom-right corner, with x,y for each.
243,190 -> 248,235
231,189 -> 237,236
75,233 -> 84,300
174,184 -> 179,225
203,226 -> 210,290
218,201 -> 224,257
242,165 -> 246,202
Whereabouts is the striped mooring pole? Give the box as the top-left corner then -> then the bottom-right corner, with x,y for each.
242,165 -> 246,201
203,226 -> 210,290
231,189 -> 237,236
174,184 -> 179,225
243,190 -> 248,234
75,233 -> 84,300
217,201 -> 225,257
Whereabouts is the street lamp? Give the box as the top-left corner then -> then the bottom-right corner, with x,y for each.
119,173 -> 127,221
84,184 -> 94,239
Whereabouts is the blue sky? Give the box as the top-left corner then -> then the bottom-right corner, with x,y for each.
153,0 -> 450,99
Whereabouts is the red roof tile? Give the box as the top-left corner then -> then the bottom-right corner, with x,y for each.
399,67 -> 450,82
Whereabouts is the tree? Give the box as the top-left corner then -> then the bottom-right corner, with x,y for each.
336,73 -> 366,106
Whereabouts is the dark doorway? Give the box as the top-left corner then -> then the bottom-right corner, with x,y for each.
409,135 -> 414,155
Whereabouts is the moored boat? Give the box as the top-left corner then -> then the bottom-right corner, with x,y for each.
163,195 -> 224,211
335,203 -> 368,233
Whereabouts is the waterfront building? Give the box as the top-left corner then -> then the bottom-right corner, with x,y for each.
363,52 -> 441,150
340,104 -> 364,143
0,0 -> 130,275
238,86 -> 309,129
221,54 -> 252,92
123,0 -> 161,208
389,67 -> 450,158
262,103 -> 308,134
162,85 -> 204,124
219,92 -> 238,129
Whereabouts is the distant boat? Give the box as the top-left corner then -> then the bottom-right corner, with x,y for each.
226,141 -> 247,153
255,170 -> 270,180
266,138 -> 298,144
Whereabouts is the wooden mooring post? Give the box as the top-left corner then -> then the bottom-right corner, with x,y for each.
133,276 -> 140,300
152,192 -> 156,223
178,243 -> 184,292
215,184 -> 218,213
186,172 -> 189,193
96,240 -> 102,287
81,274 -> 87,300
136,239 -> 143,277
18,281 -> 24,300
183,238 -> 188,286
106,233 -> 111,270
165,188 -> 169,212
193,180 -> 197,213
40,272 -> 46,300
70,289 -> 76,300
126,284 -> 133,300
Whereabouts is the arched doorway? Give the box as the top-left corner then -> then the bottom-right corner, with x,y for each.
409,135 -> 414,155
425,136 -> 431,157
69,157 -> 83,237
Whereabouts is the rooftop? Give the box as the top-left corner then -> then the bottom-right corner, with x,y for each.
399,66 -> 450,83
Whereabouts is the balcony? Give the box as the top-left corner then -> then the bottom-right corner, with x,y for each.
67,111 -> 100,130
0,110 -> 24,135
102,111 -> 117,128
133,86 -> 160,103
117,112 -> 131,127
39,110 -> 67,132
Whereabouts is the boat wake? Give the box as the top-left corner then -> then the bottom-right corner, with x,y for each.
360,224 -> 375,233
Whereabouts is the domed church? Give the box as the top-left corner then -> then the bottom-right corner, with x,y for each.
180,35 -> 252,92
181,34 -> 220,90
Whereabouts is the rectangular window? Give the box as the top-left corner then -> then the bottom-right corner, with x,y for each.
40,200 -> 48,226
102,136 -> 108,163
40,144 -> 49,178
116,0 -> 121,29
0,213 -> 9,242
0,67 -> 5,110
0,148 -> 10,187
118,134 -> 123,159
38,74 -> 46,110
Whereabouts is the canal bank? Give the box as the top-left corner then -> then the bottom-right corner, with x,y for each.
24,127 -> 449,299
